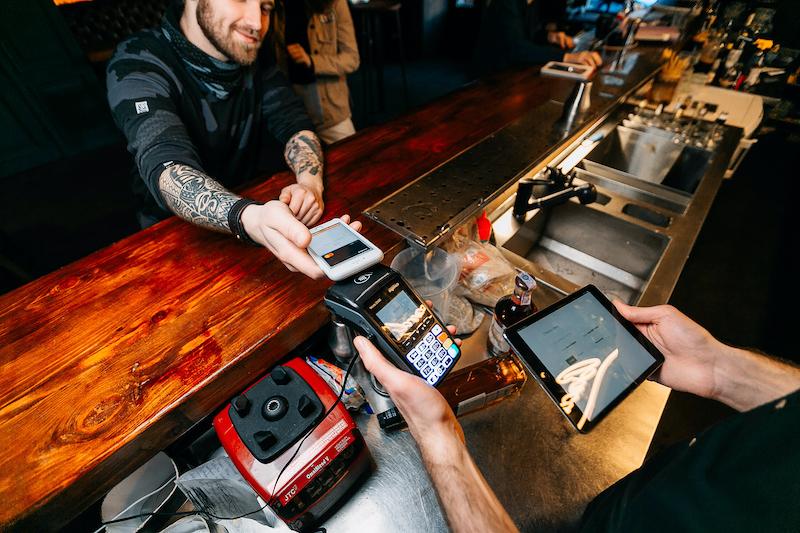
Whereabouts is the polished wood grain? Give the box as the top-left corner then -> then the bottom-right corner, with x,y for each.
0,56 -> 657,530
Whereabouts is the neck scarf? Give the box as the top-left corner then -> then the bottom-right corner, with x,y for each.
161,1 -> 244,99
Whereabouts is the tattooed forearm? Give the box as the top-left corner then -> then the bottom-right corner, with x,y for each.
158,164 -> 240,233
284,130 -> 323,181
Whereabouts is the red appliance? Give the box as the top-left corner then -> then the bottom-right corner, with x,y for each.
214,358 -> 370,531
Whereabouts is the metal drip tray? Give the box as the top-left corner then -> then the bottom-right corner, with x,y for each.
363,101 -> 565,249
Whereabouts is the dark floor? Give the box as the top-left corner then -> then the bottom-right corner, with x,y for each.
647,123 -> 800,456
4,57 -> 800,527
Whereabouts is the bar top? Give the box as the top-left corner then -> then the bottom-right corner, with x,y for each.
0,51 -> 663,530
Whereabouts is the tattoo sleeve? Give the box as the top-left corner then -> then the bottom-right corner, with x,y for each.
284,130 -> 324,180
157,164 -> 240,233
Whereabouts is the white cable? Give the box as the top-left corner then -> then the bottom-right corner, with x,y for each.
92,458 -> 179,533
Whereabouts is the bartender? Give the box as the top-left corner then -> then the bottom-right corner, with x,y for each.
355,302 -> 800,531
473,0 -> 602,76
106,0 -> 357,278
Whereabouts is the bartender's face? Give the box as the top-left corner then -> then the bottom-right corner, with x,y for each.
196,0 -> 274,65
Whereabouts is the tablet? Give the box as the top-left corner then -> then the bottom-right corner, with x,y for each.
504,285 -> 663,432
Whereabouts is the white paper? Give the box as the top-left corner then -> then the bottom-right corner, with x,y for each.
176,457 -> 275,527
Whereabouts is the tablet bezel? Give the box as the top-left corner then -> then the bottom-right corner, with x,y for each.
503,285 -> 664,433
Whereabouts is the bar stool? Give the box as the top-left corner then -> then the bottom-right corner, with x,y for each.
349,0 -> 409,119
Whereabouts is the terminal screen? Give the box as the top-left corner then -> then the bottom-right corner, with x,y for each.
375,290 -> 426,343
310,223 -> 370,267
515,292 -> 658,430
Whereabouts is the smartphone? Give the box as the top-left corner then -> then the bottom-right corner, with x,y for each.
308,218 -> 384,281
541,61 -> 595,81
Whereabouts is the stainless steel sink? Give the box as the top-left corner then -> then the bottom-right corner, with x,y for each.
584,125 -> 683,185
499,202 -> 669,304
579,125 -> 713,213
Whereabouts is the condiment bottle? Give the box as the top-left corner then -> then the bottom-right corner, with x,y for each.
487,270 -> 538,357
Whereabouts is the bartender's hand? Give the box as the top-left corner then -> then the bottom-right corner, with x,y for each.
356,333 -> 520,533
614,301 -> 800,411
613,301 -> 722,400
548,31 -> 575,50
355,330 -> 464,447
287,43 -> 312,68
563,50 -> 603,67
280,181 -> 324,226
241,203 -> 361,278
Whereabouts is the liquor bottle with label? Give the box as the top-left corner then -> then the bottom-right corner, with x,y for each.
437,353 -> 527,417
487,270 -> 538,357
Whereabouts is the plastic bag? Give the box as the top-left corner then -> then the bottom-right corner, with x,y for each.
447,294 -> 487,335
444,225 -> 516,308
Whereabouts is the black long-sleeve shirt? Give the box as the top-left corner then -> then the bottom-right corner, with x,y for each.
580,388 -> 800,531
106,3 -> 313,220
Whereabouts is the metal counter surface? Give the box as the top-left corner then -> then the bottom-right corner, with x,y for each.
322,377 -> 668,533
320,65 -> 742,533
319,123 -> 741,532
321,284 -> 669,532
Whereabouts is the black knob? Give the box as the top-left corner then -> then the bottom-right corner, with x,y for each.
263,395 -> 289,421
377,407 -> 406,430
254,430 -> 277,450
271,366 -> 291,385
298,394 -> 316,418
231,394 -> 250,417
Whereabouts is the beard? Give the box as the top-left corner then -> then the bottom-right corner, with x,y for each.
196,0 -> 263,65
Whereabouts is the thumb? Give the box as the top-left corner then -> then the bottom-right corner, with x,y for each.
279,188 -> 292,204
267,201 -> 311,247
354,336 -> 403,391
613,300 -> 663,325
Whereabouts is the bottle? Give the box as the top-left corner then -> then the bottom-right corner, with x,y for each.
437,354 -> 527,417
487,270 -> 538,357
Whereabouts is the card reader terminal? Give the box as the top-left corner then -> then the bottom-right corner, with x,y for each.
324,265 -> 460,386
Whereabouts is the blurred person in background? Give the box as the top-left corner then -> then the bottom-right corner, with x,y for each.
273,0 -> 359,144
473,0 -> 601,76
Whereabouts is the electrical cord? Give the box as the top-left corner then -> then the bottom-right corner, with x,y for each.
92,456 -> 181,533
265,355 -> 358,511
97,355 -> 359,528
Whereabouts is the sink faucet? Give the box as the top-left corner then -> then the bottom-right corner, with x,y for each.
512,167 -> 597,220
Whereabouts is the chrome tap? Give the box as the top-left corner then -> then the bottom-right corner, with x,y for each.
557,80 -> 593,136
512,167 -> 597,220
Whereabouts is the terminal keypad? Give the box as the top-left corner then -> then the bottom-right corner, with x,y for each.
402,316 -> 459,385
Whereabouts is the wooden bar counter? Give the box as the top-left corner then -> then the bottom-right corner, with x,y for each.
0,54 -> 661,530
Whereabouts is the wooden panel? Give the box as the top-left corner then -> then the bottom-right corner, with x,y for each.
0,57 -> 654,530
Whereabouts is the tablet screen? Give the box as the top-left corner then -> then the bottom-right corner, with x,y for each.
507,286 -> 662,431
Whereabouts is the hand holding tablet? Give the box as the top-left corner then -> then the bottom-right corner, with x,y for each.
504,285 -> 664,432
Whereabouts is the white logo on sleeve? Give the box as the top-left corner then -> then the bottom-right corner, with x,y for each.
135,101 -> 149,114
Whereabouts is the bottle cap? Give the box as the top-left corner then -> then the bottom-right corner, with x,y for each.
515,269 -> 536,291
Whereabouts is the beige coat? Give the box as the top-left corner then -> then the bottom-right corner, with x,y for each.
273,0 -> 360,130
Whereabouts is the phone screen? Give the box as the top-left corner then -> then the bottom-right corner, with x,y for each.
310,222 -> 371,267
